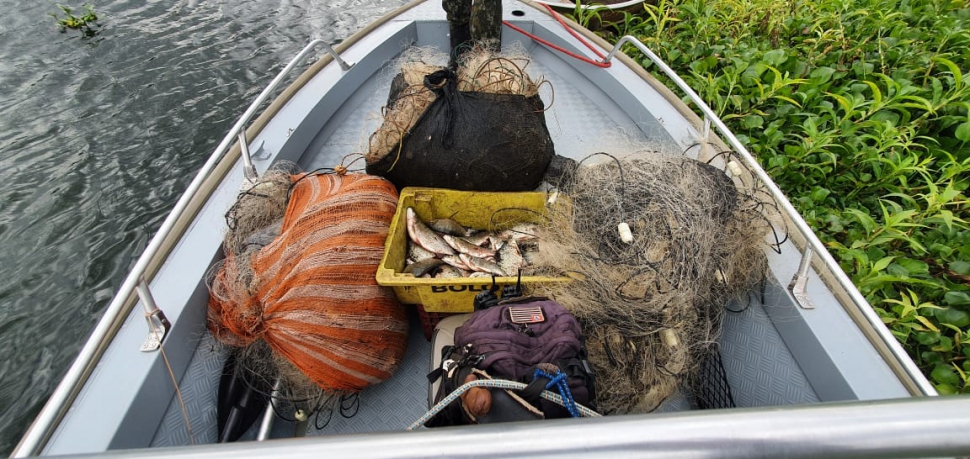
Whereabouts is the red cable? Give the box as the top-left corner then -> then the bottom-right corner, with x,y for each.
502,3 -> 612,68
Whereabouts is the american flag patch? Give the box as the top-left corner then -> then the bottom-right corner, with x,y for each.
509,305 -> 545,324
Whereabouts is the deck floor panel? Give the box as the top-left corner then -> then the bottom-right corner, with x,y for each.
721,300 -> 820,407
151,333 -> 225,447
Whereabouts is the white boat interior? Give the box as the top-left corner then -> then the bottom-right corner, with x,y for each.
17,0 -> 969,457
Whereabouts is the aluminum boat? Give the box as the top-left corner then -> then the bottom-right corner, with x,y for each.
14,0 -> 970,457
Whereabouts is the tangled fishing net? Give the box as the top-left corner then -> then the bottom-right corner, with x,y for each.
530,152 -> 782,414
366,43 -> 544,160
207,165 -> 408,419
365,44 -> 554,191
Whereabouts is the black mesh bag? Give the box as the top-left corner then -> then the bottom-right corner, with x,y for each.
366,69 -> 555,191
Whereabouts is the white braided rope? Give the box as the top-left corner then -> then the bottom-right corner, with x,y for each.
408,378 -> 601,430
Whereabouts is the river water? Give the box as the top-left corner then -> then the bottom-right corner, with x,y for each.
0,0 -> 407,453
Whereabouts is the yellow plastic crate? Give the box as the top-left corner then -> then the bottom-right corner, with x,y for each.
377,187 -> 567,312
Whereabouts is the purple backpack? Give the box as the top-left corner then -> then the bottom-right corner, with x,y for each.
427,297 -> 595,425
455,297 -> 584,378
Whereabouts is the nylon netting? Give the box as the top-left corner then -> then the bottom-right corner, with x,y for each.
529,153 -> 782,414
363,44 -> 555,192
365,43 -> 544,163
207,171 -> 408,400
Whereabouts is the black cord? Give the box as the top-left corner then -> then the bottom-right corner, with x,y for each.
576,152 -> 627,223
287,167 -> 337,199
340,393 -> 360,418
314,402 -> 336,430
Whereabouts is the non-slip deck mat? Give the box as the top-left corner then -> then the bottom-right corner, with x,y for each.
307,310 -> 432,436
720,299 -> 820,407
151,332 -> 225,447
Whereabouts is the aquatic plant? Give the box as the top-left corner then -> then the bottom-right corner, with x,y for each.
51,3 -> 100,36
580,0 -> 970,394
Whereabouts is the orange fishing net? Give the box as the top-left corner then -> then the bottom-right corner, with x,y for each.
208,173 -> 408,392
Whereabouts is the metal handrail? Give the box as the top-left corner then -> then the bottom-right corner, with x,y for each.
602,35 -> 935,396
84,395 -> 970,458
12,38 -> 347,458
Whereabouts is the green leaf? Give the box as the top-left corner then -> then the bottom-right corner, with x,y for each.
810,66 -> 836,83
763,49 -> 786,67
915,315 -> 940,332
923,351 -> 945,366
954,363 -> 967,384
772,95 -> 802,107
930,243 -> 954,258
934,335 -> 954,352
871,256 -> 896,273
932,209 -> 956,231
862,80 -> 882,105
810,187 -> 831,203
852,61 -> 874,76
944,291 -> 970,306
930,77 -> 943,105
949,261 -> 970,275
936,308 -> 970,328
857,275 -> 941,289
931,365 -> 961,386
914,331 -> 940,345
956,122 -> 970,142
932,56 -> 964,90
743,114 -> 764,129
897,258 -> 929,276
845,208 -> 877,234
935,383 -> 958,395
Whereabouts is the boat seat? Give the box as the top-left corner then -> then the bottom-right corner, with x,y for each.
428,313 -> 473,408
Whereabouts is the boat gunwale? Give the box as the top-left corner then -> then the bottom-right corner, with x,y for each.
77,396 -> 970,458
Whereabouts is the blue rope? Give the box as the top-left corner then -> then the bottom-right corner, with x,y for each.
534,368 -> 580,418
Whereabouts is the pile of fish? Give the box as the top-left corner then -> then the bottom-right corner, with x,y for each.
404,207 -> 539,278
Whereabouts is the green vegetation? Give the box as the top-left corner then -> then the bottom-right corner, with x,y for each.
577,0 -> 970,393
51,3 -> 100,35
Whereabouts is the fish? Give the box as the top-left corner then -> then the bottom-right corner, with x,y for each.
428,218 -> 470,237
497,239 -> 526,277
443,234 -> 496,259
406,207 -> 455,256
436,265 -> 464,278
441,254 -> 471,271
408,242 -> 437,262
506,223 -> 540,245
521,248 -> 536,266
463,232 -> 491,247
460,253 -> 506,277
404,258 -> 445,277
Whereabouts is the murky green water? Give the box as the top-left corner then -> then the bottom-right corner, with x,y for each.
0,0 -> 406,453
